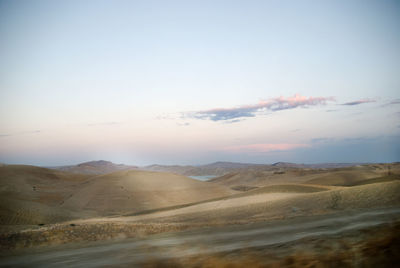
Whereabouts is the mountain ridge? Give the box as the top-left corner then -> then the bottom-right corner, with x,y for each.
44,160 -> 371,176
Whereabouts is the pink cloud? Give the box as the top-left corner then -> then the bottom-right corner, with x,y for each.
223,143 -> 311,153
341,98 -> 376,106
188,94 -> 335,121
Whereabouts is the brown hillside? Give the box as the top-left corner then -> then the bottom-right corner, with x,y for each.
61,169 -> 234,216
52,160 -> 138,175
0,166 -> 233,225
0,165 -> 92,225
210,164 -> 392,188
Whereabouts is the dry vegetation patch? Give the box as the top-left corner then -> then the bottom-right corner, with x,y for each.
140,222 -> 400,268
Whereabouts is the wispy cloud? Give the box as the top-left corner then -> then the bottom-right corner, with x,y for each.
381,99 -> 400,107
222,143 -> 310,153
311,137 -> 336,144
343,136 -> 381,143
311,136 -> 381,144
186,94 -> 335,121
388,99 -> 400,105
177,122 -> 190,127
341,98 -> 376,106
0,130 -> 41,138
155,114 -> 176,120
222,119 -> 244,124
87,122 -> 121,127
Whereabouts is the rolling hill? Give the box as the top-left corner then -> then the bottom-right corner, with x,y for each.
209,164 -> 396,189
0,165 -> 92,225
143,161 -> 369,176
0,165 -> 233,225
1,162 -> 400,252
61,169 -> 234,216
49,160 -> 138,175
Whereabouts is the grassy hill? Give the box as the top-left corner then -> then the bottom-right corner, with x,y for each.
0,165 -> 233,225
0,165 -> 92,225
50,160 -> 138,175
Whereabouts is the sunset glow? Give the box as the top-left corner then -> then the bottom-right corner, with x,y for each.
0,0 -> 399,165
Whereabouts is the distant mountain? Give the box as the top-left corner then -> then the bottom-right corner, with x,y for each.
143,161 -> 368,176
50,160 -> 368,176
271,162 -> 307,168
143,164 -> 195,175
201,161 -> 262,169
50,160 -> 138,175
307,163 -> 368,169
270,162 -> 368,169
142,162 -> 262,176
143,161 -> 271,176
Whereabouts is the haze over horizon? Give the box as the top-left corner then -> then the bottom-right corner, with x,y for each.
1,0 -> 400,166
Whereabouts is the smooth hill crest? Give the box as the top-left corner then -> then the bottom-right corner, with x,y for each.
49,160 -> 138,175
0,165 -> 233,224
143,161 -> 369,176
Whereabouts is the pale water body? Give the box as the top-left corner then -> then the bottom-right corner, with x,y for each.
188,175 -> 217,181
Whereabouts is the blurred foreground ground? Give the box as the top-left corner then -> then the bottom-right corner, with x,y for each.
1,207 -> 399,267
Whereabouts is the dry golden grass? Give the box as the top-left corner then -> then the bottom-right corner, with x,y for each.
61,169 -> 234,216
348,174 -> 400,186
1,163 -> 400,253
0,165 -> 92,225
1,181 -> 399,251
139,222 -> 400,268
210,165 -> 386,188
0,221 -> 193,250
130,181 -> 400,226
239,184 -> 330,195
0,165 -> 233,225
125,184 -> 329,217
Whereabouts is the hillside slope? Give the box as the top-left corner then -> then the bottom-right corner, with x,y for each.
0,165 -> 92,225
61,170 -> 234,216
0,166 -> 233,225
132,180 -> 400,225
142,162 -> 367,176
51,160 -> 138,175
209,164 -> 395,188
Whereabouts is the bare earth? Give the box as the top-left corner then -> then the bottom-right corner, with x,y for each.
0,162 -> 399,267
1,207 -> 399,267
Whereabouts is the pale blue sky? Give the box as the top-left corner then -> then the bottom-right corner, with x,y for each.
0,0 -> 399,165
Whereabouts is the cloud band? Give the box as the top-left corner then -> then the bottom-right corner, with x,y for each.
187,94 -> 335,121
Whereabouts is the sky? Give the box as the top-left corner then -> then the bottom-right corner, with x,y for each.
0,0 -> 399,166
